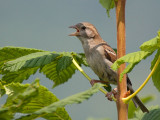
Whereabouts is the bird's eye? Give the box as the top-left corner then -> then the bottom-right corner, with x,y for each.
81,26 -> 86,30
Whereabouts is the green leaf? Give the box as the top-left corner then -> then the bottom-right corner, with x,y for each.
99,0 -> 115,17
119,63 -> 135,81
17,108 -> 71,120
129,106 -> 159,120
0,80 -> 39,119
0,46 -> 43,72
2,50 -> 88,88
40,52 -> 88,88
3,51 -> 59,72
150,49 -> 160,91
72,53 -> 88,66
16,83 -> 102,120
56,53 -> 72,72
112,51 -> 153,81
128,95 -> 154,118
112,51 -> 152,70
40,58 -> 76,88
142,108 -> 160,120
40,52 -> 87,88
34,83 -> 103,115
140,36 -> 160,51
0,108 -> 14,120
15,114 -> 39,120
111,31 -> 160,81
2,67 -> 39,85
4,79 -> 39,108
0,46 -> 43,62
1,79 -> 71,120
17,82 -> 71,120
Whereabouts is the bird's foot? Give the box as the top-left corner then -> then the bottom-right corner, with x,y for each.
106,88 -> 118,101
90,79 -> 117,101
90,79 -> 109,86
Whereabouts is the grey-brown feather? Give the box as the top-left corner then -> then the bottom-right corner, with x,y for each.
71,22 -> 149,113
78,35 -> 117,84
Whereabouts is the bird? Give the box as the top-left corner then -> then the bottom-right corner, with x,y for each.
69,22 -> 149,113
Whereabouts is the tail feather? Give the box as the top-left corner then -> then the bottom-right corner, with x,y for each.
127,84 -> 149,113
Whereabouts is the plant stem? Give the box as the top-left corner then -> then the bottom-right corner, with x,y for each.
122,55 -> 160,103
115,0 -> 128,119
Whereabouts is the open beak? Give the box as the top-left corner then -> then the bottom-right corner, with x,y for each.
69,25 -> 80,36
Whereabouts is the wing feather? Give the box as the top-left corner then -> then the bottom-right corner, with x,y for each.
102,44 -> 117,63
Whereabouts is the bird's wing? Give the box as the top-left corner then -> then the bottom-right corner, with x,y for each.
102,44 -> 117,63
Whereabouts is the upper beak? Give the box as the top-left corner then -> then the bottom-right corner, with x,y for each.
69,25 -> 80,36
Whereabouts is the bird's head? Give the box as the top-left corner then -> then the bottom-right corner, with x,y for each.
69,22 -> 100,42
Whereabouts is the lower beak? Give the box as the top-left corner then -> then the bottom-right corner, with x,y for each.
69,32 -> 79,36
69,25 -> 80,36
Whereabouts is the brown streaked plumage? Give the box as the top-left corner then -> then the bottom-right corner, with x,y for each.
69,22 -> 149,113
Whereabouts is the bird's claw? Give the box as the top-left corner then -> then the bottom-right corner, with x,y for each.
90,79 -> 117,101
90,79 -> 109,86
106,88 -> 118,101
90,79 -> 96,86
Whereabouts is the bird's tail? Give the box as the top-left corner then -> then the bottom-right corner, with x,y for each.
127,84 -> 149,113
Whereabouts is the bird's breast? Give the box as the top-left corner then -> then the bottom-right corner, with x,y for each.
85,47 -> 117,84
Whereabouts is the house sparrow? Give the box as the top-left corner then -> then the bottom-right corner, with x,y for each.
69,22 -> 149,113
